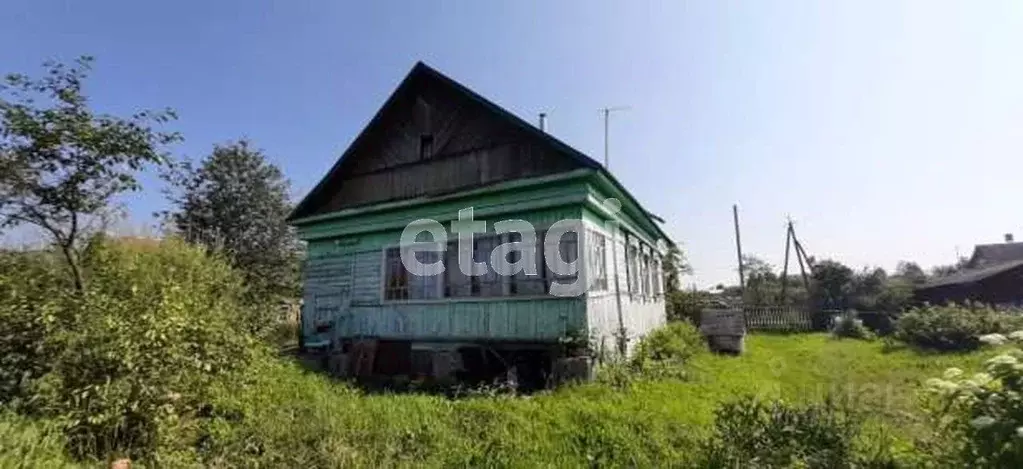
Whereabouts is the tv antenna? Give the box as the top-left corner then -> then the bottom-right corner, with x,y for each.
601,106 -> 630,168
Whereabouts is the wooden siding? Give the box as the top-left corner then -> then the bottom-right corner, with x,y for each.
300,200 -> 589,343
308,74 -> 581,214
582,215 -> 667,356
297,172 -> 669,347
295,171 -> 592,241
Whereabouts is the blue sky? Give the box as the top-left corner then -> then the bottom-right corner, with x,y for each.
2,1 -> 1022,287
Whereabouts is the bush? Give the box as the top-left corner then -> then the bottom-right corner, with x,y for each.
0,412 -> 81,468
0,250 -> 71,406
925,338 -> 1023,467
665,290 -> 704,324
0,238 -> 259,462
632,322 -> 706,368
894,303 -> 1023,351
699,396 -> 863,468
831,311 -> 873,340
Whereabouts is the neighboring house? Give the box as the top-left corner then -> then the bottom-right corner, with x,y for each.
288,62 -> 672,382
915,237 -> 1023,306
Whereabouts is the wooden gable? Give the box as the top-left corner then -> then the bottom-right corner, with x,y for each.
290,62 -> 598,219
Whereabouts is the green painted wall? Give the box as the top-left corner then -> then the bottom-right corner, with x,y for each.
296,169 -> 668,346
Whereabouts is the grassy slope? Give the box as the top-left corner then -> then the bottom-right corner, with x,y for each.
3,334 -> 1000,467
202,334 -> 1001,468
675,334 -> 994,419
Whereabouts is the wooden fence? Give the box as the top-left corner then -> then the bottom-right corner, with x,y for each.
699,306 -> 842,333
742,306 -> 818,332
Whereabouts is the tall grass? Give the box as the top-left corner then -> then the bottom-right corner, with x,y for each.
0,412 -> 81,469
0,240 -> 1011,467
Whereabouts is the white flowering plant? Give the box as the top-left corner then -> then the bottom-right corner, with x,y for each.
926,331 -> 1023,466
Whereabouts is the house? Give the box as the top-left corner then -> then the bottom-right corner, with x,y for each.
288,62 -> 672,384
915,236 -> 1023,306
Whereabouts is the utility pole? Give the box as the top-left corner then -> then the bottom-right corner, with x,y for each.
601,106 -> 630,168
780,218 -> 792,302
733,204 -> 745,293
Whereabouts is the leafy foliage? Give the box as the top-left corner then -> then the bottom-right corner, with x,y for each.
895,261 -> 928,285
895,303 -> 1023,351
631,321 -> 706,373
0,57 -> 179,290
699,396 -> 867,469
0,411 -> 81,468
0,249 -> 70,404
830,311 -> 873,340
930,256 -> 971,278
0,238 -> 258,461
925,340 -> 1023,467
164,140 -> 300,310
665,289 -> 706,324
660,244 -> 692,293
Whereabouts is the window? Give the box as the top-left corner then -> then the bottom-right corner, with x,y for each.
384,247 -> 409,300
641,252 -> 652,299
382,229 -> 581,301
446,236 -> 504,298
419,134 -> 435,160
588,231 -> 608,290
652,257 -> 663,296
545,230 -> 578,286
627,243 -> 640,296
508,231 -> 546,295
385,247 -> 442,300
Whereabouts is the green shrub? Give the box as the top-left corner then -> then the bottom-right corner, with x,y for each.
0,238 -> 259,462
0,412 -> 81,468
0,250 -> 71,406
699,396 -> 862,468
831,311 -> 873,340
924,337 -> 1023,467
632,321 -> 706,366
894,303 -> 1023,351
666,290 -> 704,324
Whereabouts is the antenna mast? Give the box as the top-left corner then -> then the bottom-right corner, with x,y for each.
601,106 -> 630,168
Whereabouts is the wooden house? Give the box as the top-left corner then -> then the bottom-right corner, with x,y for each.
915,239 -> 1023,307
288,62 -> 672,383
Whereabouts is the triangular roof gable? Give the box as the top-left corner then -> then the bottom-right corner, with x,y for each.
289,62 -> 672,245
289,62 -> 599,220
968,242 -> 1023,268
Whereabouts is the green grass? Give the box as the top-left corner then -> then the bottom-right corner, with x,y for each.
3,333 -> 1002,467
0,413 -> 83,469
642,334 -> 998,433
195,333 -> 1002,467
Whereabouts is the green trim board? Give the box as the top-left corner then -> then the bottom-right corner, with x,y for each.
296,169 -> 670,250
291,168 -> 592,227
302,206 -> 584,254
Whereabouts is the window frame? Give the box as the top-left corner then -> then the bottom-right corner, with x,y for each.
419,134 -> 435,160
382,244 -> 446,301
378,225 -> 584,304
587,229 -> 608,291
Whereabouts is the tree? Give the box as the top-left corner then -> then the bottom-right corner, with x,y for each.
165,140 -> 300,299
849,267 -> 887,310
930,256 -> 970,278
661,244 -> 692,294
809,259 -> 855,310
894,261 -> 928,285
0,57 -> 179,290
741,255 -> 779,306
